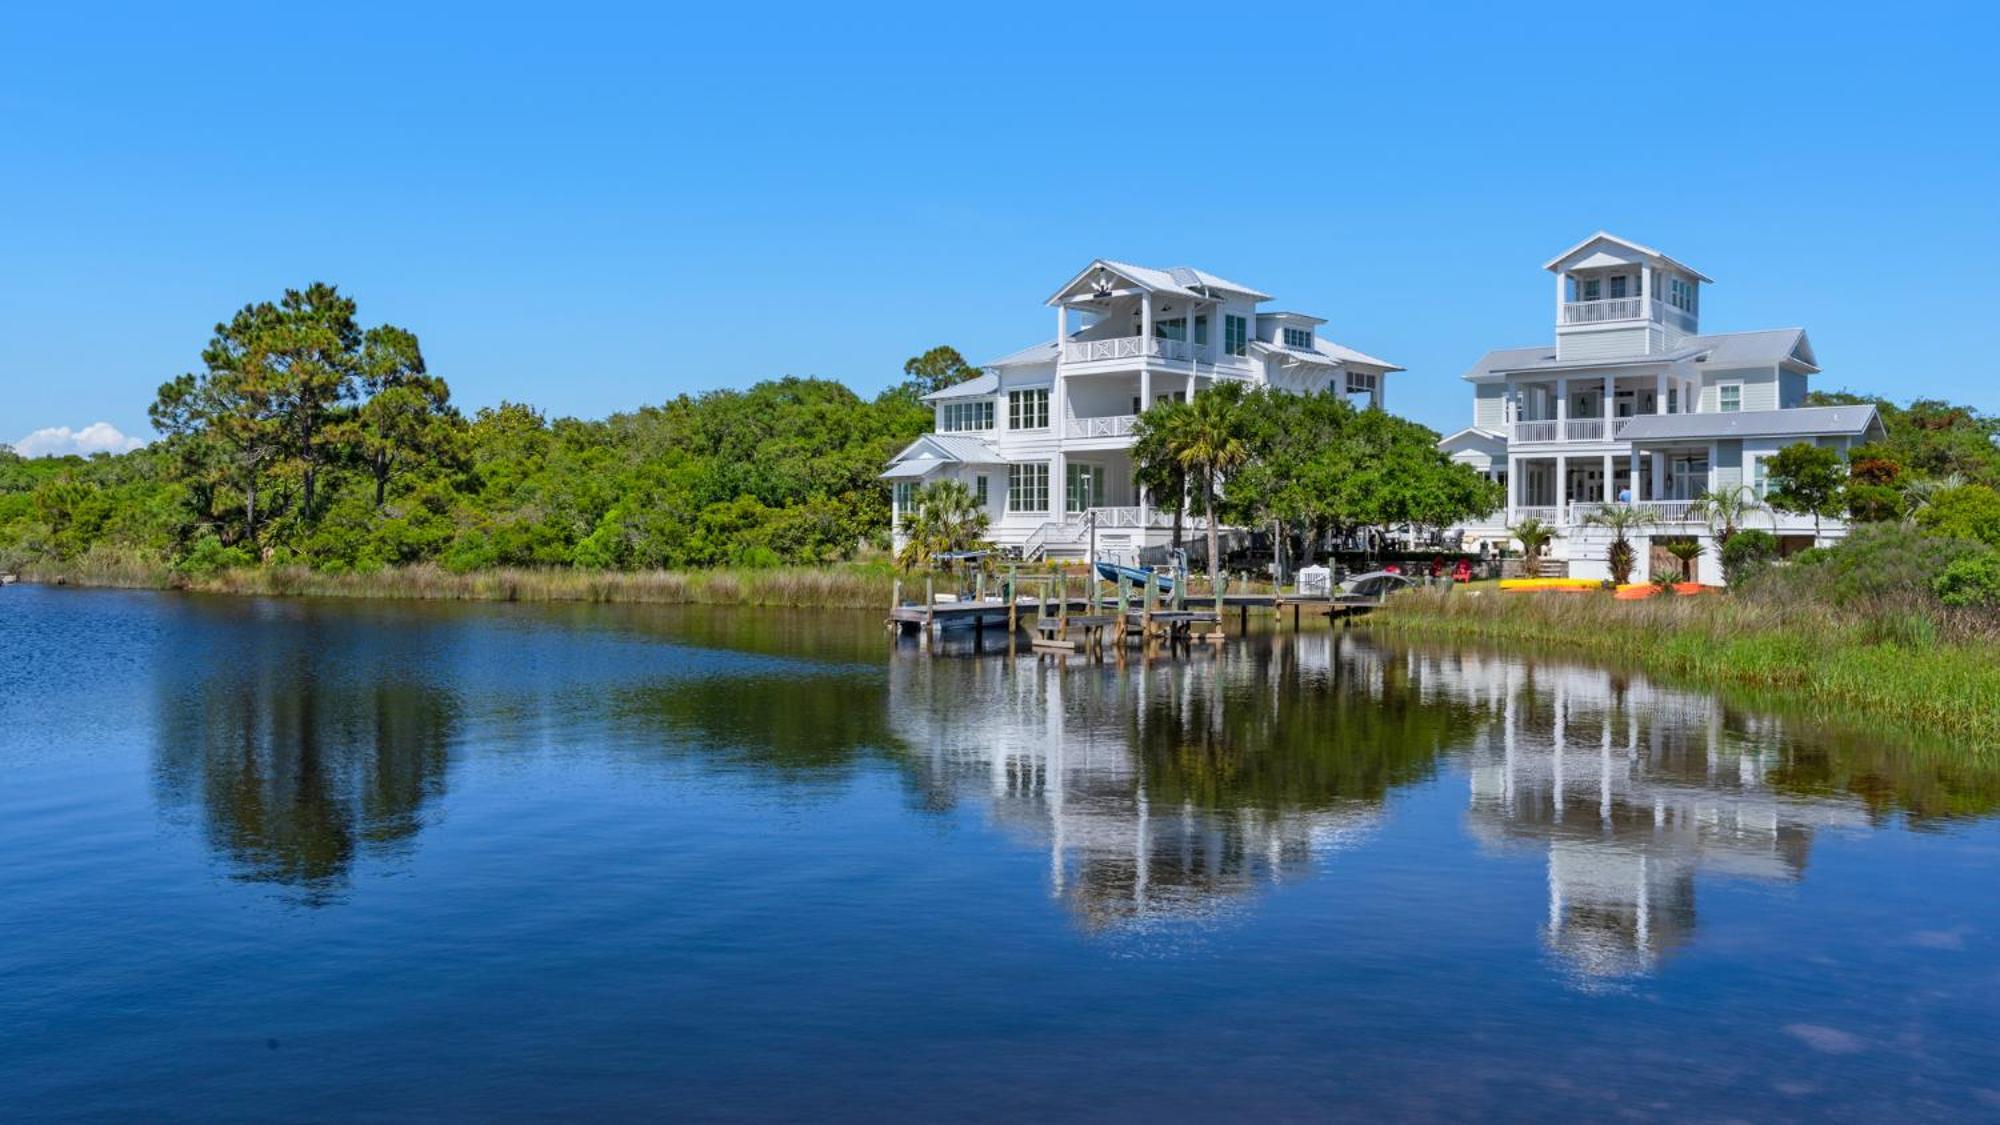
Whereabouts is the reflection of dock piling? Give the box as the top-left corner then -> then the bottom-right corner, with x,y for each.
888,566 -> 1382,658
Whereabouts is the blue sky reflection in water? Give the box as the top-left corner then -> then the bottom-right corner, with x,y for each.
1,586 -> 1996,1121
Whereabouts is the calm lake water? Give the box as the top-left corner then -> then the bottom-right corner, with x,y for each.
3,585 -> 1997,1121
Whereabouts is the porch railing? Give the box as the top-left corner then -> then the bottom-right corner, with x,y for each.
1512,420 -> 1559,443
1062,335 -> 1216,364
1561,297 -> 1645,324
1065,414 -> 1138,439
1564,419 -> 1605,442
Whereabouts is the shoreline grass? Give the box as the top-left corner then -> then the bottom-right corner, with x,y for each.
19,554 -> 905,610
1373,586 -> 2000,744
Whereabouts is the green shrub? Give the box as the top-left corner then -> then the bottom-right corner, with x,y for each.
177,534 -> 252,577
1721,528 -> 1779,585
1916,484 -> 2000,547
1756,522 -> 1988,608
1934,551 -> 2000,608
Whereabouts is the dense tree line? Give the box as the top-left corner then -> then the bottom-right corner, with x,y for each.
2,284 -> 935,574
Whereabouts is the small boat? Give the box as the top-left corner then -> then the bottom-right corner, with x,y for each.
1095,561 -> 1175,593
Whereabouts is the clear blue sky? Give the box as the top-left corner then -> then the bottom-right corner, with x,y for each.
3,2 -> 1995,450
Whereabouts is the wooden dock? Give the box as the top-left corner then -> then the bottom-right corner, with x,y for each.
888,568 -> 1387,657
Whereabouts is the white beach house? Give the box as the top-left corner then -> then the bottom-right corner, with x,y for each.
882,259 -> 1402,561
1439,233 -> 1886,582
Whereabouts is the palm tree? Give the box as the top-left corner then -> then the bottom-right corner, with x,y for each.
1690,484 -> 1767,545
1172,386 -> 1251,592
895,479 -> 990,573
1508,516 -> 1558,578
1132,399 -> 1195,550
1902,473 -> 1968,520
1664,537 -> 1703,584
1582,504 -> 1654,585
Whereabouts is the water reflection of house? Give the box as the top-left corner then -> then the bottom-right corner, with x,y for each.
887,643 -> 1388,931
1410,650 -> 1871,980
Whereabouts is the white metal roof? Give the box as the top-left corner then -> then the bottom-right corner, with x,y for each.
1543,231 -> 1714,283
1046,258 -> 1273,305
1461,329 -> 1815,381
1618,404 -> 1883,443
921,372 -> 1001,401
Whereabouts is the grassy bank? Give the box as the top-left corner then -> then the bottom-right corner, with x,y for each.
19,552 -> 905,610
1375,586 -> 2000,743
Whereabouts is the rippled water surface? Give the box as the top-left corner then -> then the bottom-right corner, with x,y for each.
3,585 -> 1997,1121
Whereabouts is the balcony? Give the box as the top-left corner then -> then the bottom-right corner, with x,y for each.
1066,414 -> 1138,440
1062,335 -> 1217,365
1559,297 -> 1699,334
1507,418 -> 1619,444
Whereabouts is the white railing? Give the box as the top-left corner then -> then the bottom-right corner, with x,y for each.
1561,297 -> 1645,324
1565,419 -> 1604,442
1066,414 -> 1138,439
1657,300 -> 1697,334
1516,501 -> 1704,529
1512,420 -> 1559,443
1062,336 -> 1216,364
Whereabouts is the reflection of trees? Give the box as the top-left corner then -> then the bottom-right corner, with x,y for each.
155,662 -> 456,906
606,671 -> 898,782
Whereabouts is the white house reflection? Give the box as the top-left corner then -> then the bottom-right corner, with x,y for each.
889,635 -> 1879,977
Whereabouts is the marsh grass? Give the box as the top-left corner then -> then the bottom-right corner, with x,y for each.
1377,586 -> 2000,743
24,554 -> 904,609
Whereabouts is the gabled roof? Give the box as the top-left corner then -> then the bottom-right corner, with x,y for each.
1046,258 -> 1272,305
1438,427 -> 1507,450
1543,231 -> 1714,284
1461,329 -> 1817,381
1618,404 -> 1884,443
881,433 -> 1008,477
922,372 -> 1000,401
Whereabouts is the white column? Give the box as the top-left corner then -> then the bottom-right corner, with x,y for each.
1555,271 -> 1567,322
1602,454 -> 1615,503
1556,378 -> 1568,426
1603,374 -> 1615,424
1555,453 -> 1569,522
1628,452 -> 1641,502
1506,455 -> 1519,525
1052,453 -> 1066,519
1140,292 -> 1153,351
1650,450 -> 1665,501
1656,372 -> 1668,414
1053,306 -> 1067,441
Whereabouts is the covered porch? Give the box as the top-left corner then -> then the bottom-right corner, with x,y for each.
1507,449 -> 1711,527
1504,369 -> 1702,444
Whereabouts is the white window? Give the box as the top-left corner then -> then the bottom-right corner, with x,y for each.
939,400 -> 994,432
1346,370 -> 1377,395
1007,389 -> 1049,430
1224,315 -> 1248,357
1719,384 -> 1741,413
1748,456 -> 1769,498
1580,278 -> 1601,302
1193,315 -> 1209,346
1008,463 -> 1049,512
893,481 -> 917,523
1154,316 -> 1187,341
973,475 -> 988,507
1283,326 -> 1314,349
1668,387 -> 1679,414
1608,275 -> 1628,300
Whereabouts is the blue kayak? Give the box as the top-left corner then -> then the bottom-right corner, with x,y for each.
1095,561 -> 1175,592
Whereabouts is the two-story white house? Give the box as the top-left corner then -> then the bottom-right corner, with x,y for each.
884,259 -> 1402,561
1439,233 -> 1886,582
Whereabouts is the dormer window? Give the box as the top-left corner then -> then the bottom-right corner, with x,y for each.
1282,326 -> 1314,349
